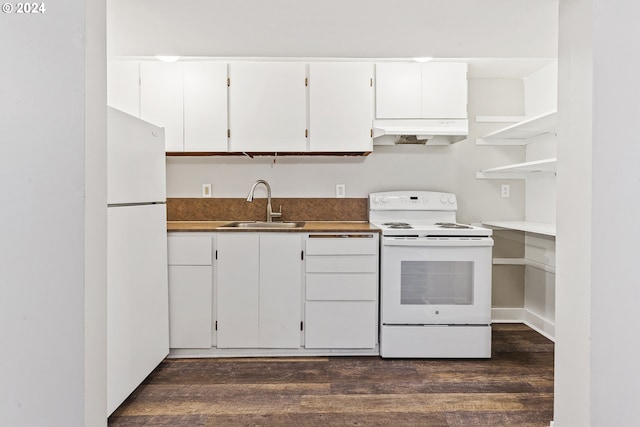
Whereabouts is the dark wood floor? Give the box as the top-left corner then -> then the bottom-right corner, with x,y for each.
109,324 -> 554,427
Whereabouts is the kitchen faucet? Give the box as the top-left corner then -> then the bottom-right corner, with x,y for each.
246,179 -> 282,223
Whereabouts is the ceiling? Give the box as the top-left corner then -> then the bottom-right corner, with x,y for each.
107,0 -> 558,78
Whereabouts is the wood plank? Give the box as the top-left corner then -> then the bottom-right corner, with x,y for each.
109,324 -> 554,426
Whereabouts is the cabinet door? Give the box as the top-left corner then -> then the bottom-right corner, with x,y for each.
168,266 -> 212,348
183,62 -> 228,152
259,234 -> 302,348
309,63 -> 373,152
421,62 -> 468,119
167,235 -> 213,349
216,233 -> 260,348
228,62 -> 307,152
107,61 -> 140,117
375,63 -> 422,119
140,62 -> 184,152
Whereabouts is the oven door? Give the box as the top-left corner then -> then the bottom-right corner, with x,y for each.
381,236 -> 493,325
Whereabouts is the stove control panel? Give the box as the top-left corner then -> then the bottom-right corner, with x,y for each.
369,191 -> 457,211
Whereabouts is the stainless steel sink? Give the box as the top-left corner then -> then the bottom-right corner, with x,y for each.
222,221 -> 306,229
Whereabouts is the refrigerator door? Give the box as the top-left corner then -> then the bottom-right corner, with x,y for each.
107,107 -> 166,205
107,204 -> 169,415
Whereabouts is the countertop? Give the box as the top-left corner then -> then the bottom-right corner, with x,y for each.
167,220 -> 381,233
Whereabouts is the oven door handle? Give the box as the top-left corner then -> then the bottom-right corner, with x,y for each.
383,237 -> 494,247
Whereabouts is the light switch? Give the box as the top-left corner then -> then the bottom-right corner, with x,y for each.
336,184 -> 346,198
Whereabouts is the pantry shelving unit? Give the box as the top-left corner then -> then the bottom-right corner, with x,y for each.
475,110 -> 557,232
475,109 -> 557,180
475,109 -> 557,145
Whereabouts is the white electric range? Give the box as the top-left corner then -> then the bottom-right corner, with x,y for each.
369,191 -> 494,358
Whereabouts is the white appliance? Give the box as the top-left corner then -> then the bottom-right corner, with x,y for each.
107,107 -> 169,415
369,191 -> 493,358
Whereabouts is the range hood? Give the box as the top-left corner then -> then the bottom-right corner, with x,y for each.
372,119 -> 468,146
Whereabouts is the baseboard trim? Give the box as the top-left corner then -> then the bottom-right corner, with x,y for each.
491,307 -> 524,323
492,307 -> 555,342
523,309 -> 556,342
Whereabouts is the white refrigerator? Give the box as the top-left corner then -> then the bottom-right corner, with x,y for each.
106,107 -> 169,415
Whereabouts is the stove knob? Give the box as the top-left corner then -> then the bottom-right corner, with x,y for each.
448,196 -> 455,204
373,196 -> 381,204
440,196 -> 447,204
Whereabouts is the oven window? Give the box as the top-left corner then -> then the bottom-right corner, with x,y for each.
400,261 -> 474,305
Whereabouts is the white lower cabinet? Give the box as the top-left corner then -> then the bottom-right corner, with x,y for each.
304,234 -> 379,349
168,231 -> 380,356
216,233 -> 303,349
167,234 -> 213,349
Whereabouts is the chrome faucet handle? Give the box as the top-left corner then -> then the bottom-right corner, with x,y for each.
271,206 -> 282,221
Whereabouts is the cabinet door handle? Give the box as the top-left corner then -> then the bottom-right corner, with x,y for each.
301,250 -> 304,260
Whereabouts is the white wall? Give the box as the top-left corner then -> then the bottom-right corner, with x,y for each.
524,61 -> 558,117
0,1 -> 107,426
85,0 -> 108,425
590,1 -> 640,425
167,78 -> 526,226
555,0 -> 593,425
107,0 -> 558,59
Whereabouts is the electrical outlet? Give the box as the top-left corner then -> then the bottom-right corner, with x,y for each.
202,184 -> 212,198
336,184 -> 346,198
501,184 -> 510,198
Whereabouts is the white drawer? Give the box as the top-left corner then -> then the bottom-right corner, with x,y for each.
168,236 -> 212,266
306,274 -> 376,301
305,255 -> 377,273
305,234 -> 377,255
304,301 -> 377,349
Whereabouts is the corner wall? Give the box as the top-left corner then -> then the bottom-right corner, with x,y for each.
554,0 -> 593,425
0,1 -> 107,425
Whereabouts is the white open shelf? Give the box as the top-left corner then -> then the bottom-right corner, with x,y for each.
476,110 -> 557,145
476,158 -> 556,179
482,220 -> 556,237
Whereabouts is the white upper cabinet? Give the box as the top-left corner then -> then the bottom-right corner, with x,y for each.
375,63 -> 422,119
139,61 -> 228,153
421,63 -> 468,119
140,62 -> 184,152
183,62 -> 228,152
228,62 -> 307,152
375,62 -> 468,119
309,63 -> 373,152
107,61 -> 140,118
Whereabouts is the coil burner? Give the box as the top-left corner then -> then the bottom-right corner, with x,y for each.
383,222 -> 414,229
435,222 -> 472,229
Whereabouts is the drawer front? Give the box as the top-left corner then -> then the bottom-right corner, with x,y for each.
305,235 -> 377,255
305,301 -> 377,349
306,274 -> 377,301
305,255 -> 377,273
168,236 -> 212,265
